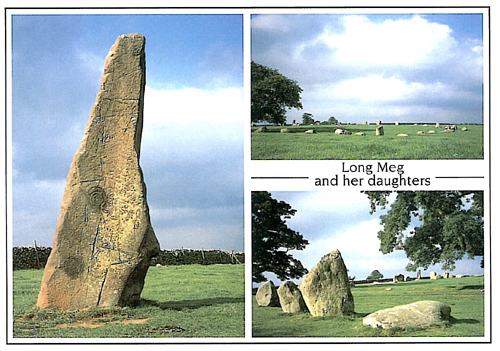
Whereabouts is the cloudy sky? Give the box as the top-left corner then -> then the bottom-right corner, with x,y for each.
251,12 -> 484,124
10,12 -> 244,251
260,191 -> 484,286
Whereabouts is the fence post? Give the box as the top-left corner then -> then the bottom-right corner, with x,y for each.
33,240 -> 41,269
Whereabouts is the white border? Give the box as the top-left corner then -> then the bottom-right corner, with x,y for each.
4,3 -> 493,345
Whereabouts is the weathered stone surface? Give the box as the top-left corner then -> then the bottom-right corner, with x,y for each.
277,281 -> 308,313
37,34 -> 159,310
363,301 -> 451,330
298,249 -> 354,317
304,129 -> 316,134
376,126 -> 384,136
256,280 -> 280,307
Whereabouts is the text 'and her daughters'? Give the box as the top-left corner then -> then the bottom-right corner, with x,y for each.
315,162 -> 431,188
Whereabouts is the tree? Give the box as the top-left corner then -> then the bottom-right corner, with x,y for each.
252,191 -> 309,283
328,116 -> 338,125
251,62 -> 303,125
366,270 -> 384,282
365,191 -> 484,271
302,113 -> 314,125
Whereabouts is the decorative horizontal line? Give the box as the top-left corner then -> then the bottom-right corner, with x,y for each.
251,177 -> 309,180
435,176 -> 484,179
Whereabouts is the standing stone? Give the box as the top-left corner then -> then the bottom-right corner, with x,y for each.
298,249 -> 354,317
443,272 -> 450,278
37,34 -> 159,310
417,269 -> 422,280
256,280 -> 280,307
277,281 -> 309,313
376,125 -> 384,136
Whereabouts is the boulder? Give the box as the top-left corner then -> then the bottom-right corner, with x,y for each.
430,272 -> 442,280
376,126 -> 384,136
462,127 -> 468,131
363,301 -> 451,330
335,128 -> 351,135
427,130 -> 435,134
354,132 -> 365,136
393,274 -> 405,283
256,280 -> 280,307
254,126 -> 267,132
397,133 -> 408,137
36,34 -> 160,310
435,123 -> 440,128
298,249 -> 354,317
305,129 -> 316,134
417,131 -> 425,135
277,281 -> 309,313
280,128 -> 293,133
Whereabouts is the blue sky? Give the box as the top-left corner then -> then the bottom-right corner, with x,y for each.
260,191 -> 484,286
251,13 -> 484,124
10,12 -> 244,251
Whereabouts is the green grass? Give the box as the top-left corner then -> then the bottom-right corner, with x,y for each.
252,276 -> 485,338
13,264 -> 245,338
251,124 -> 484,160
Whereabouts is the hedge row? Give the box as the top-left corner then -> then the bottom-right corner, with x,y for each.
13,246 -> 52,270
152,248 -> 244,266
13,246 -> 244,270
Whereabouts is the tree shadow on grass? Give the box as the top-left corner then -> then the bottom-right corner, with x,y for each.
139,297 -> 244,311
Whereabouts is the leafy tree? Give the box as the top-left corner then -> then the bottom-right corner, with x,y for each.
365,191 -> 484,271
366,270 -> 384,282
251,62 -> 303,125
302,113 -> 315,125
328,116 -> 338,125
252,191 -> 309,283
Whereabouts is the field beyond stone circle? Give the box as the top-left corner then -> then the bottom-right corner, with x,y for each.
251,124 -> 483,160
252,276 -> 485,338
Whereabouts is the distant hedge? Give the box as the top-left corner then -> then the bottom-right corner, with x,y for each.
152,248 -> 244,266
13,246 -> 244,270
13,246 -> 52,270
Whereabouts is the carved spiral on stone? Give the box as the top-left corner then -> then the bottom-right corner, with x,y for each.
88,186 -> 107,208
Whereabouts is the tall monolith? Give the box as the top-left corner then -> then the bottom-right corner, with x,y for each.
37,34 -> 159,310
298,249 -> 354,317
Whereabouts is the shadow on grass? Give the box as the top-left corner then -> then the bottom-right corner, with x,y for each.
140,297 -> 244,311
449,316 -> 481,325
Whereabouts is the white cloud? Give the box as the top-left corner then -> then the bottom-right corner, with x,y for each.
144,86 -> 243,125
321,15 -> 456,67
142,86 -> 243,163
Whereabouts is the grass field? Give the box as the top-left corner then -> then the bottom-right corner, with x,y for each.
13,264 -> 244,338
252,276 -> 485,338
251,124 -> 484,160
